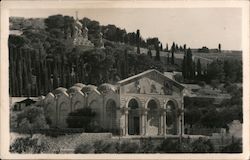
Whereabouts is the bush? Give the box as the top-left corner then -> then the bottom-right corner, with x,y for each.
191,137 -> 214,153
221,140 -> 242,153
118,140 -> 140,153
157,138 -> 180,153
74,143 -> 95,153
15,106 -> 49,137
140,137 -> 157,153
10,137 -> 49,153
94,140 -> 119,153
66,107 -> 95,130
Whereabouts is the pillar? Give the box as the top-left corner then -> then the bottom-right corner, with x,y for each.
163,112 -> 166,136
125,111 -> 128,136
140,113 -> 145,136
160,113 -> 164,135
144,111 -> 147,135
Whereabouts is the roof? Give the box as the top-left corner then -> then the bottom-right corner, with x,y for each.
97,83 -> 117,93
117,69 -> 185,89
52,87 -> 67,95
67,86 -> 82,93
81,85 -> 97,93
74,83 -> 86,89
16,98 -> 36,105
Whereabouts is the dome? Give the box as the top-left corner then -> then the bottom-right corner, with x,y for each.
52,87 -> 67,95
76,20 -> 82,27
67,86 -> 82,94
74,83 -> 86,89
81,85 -> 97,93
97,83 -> 117,93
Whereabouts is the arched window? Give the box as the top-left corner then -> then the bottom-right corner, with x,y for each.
147,99 -> 159,135
166,100 -> 178,135
106,99 -> 117,131
128,98 -> 140,135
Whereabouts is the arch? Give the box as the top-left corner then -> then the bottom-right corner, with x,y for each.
106,99 -> 117,132
74,101 -> 82,110
126,97 -> 142,109
165,100 -> 178,135
127,98 -> 140,135
146,99 -> 160,135
58,102 -> 69,128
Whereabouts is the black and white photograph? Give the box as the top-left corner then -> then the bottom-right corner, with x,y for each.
1,0 -> 249,159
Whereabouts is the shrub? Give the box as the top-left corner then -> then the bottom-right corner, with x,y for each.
191,137 -> 214,153
74,143 -> 95,153
15,106 -> 49,137
66,107 -> 95,130
221,140 -> 242,153
94,140 -> 119,153
157,138 -> 180,153
10,137 -> 49,153
118,140 -> 140,153
140,137 -> 157,153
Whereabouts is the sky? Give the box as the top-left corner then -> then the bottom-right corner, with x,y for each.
10,8 -> 242,50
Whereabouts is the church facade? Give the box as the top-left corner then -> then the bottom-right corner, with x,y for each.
39,69 -> 185,136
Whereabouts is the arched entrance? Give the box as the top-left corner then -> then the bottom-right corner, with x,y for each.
147,99 -> 160,135
106,99 -> 117,132
128,99 -> 140,135
166,100 -> 178,135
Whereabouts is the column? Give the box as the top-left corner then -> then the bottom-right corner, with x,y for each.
144,111 -> 147,135
140,112 -> 145,136
125,111 -> 128,136
158,111 -> 161,135
163,112 -> 166,136
160,113 -> 164,135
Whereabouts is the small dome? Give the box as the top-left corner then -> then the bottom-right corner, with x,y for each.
97,83 -> 117,93
67,86 -> 82,93
74,83 -> 86,89
52,87 -> 67,95
76,20 -> 82,27
81,85 -> 97,93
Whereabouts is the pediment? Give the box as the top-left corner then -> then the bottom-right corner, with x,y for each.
117,69 -> 184,95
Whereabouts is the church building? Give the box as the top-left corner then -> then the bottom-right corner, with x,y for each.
38,69 -> 186,137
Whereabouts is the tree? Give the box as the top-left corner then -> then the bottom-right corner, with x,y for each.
147,48 -> 152,58
16,106 -> 49,137
171,42 -> 175,64
165,43 -> 168,51
207,60 -> 225,83
154,44 -> 160,61
136,29 -> 140,54
184,107 -> 202,128
196,59 -> 202,79
66,108 -> 96,130
218,43 -> 221,52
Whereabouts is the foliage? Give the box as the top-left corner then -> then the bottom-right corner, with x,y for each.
94,140 -> 119,153
117,140 -> 140,153
191,138 -> 214,153
184,107 -> 202,128
157,138 -> 180,153
221,140 -> 242,153
66,108 -> 96,130
16,106 -> 49,136
10,137 -> 49,153
74,143 -> 95,153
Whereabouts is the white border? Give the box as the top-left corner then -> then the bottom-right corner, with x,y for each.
1,1 -> 249,159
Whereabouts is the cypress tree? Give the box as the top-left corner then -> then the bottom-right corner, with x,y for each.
171,42 -> 175,65
197,59 -> 202,79
147,48 -> 152,59
155,44 -> 160,61
136,29 -> 140,54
